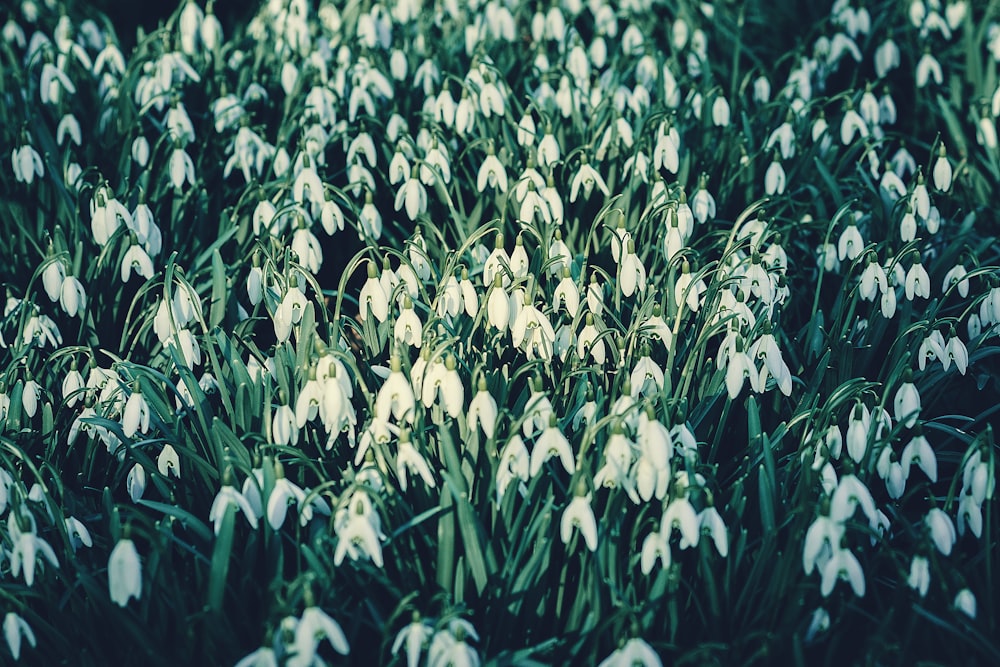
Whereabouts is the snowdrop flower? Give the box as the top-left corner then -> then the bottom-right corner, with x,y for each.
209,468 -> 259,533
289,598 -> 350,667
820,545 -> 865,597
530,415 -> 574,477
954,588 -> 977,619
598,637 -> 662,667
476,143 -> 507,192
901,428 -> 937,482
512,296 -> 556,360
916,49 -> 943,87
904,258 -> 930,301
640,528 -> 671,574
427,621 -> 480,667
157,444 -> 180,478
359,263 -> 390,322
893,371 -> 921,428
561,482 -> 598,551
467,376 -> 498,438
11,140 -> 43,185
396,430 -> 436,492
8,507 -> 59,586
875,36 -> 900,78
907,555 -> 931,597
392,612 -> 434,667
375,356 -> 417,424
932,143 -> 952,191
831,474 -> 878,528
692,175 -> 716,223
108,532 -> 142,606
945,332 -> 969,374
3,612 -> 35,661
942,263 -> 970,297
333,492 -> 384,567
803,512 -> 844,575
840,102 -> 868,145
569,155 -> 609,202
924,507 -> 956,556
169,143 -> 196,189
497,434 -> 530,501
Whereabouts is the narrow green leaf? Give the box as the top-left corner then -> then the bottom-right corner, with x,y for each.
207,503 -> 235,611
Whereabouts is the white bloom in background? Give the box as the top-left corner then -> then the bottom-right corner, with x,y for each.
907,555 -> 931,597
427,620 -> 480,667
11,142 -> 44,185
169,145 -> 196,189
598,637 -> 662,667
916,50 -> 943,87
954,588 -> 977,619
3,613 -> 36,661
289,604 -> 350,666
108,534 -> 142,606
392,612 -> 434,667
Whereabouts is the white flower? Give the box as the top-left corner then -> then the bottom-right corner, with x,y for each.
902,257 -> 929,302
598,637 -> 662,667
121,242 -> 154,283
396,433 -> 437,491
289,605 -> 350,667
893,375 -> 921,428
837,222 -> 864,261
376,357 -> 417,424
916,51 -> 943,87
932,144 -> 952,191
640,529 -> 671,574
901,431 -> 937,482
530,417 -> 574,477
3,613 -> 35,661
663,496 -> 700,549
561,490 -> 598,551
820,546 -> 865,597
476,147 -> 507,192
157,444 -> 180,478
8,509 -> 60,586
831,474 -> 878,528
108,536 -> 142,606
392,613 -> 434,667
954,588 -> 977,619
907,555 -> 931,597
467,380 -> 498,438
209,474 -> 259,534
169,145 -> 196,189
924,508 -> 956,556
764,157 -> 786,195
569,157 -> 609,202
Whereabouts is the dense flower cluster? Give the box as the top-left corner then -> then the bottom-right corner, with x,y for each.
0,0 -> 998,664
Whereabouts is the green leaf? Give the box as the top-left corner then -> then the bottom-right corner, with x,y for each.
207,502 -> 235,611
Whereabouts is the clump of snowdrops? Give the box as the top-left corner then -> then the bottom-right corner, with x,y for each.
1,0 -> 999,664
